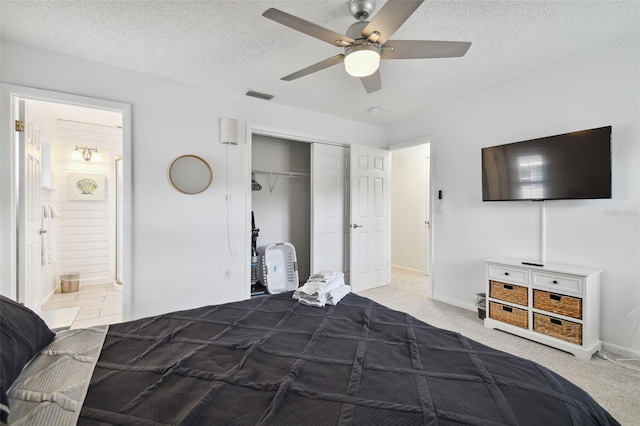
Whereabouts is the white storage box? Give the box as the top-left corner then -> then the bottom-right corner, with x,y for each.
262,243 -> 299,294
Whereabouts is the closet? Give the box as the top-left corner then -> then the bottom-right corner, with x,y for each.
250,132 -> 388,294
251,135 -> 313,281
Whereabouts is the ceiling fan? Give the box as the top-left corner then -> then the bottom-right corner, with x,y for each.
263,0 -> 471,94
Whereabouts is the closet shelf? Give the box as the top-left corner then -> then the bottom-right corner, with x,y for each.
252,170 -> 310,179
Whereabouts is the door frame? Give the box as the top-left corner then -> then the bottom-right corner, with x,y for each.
245,123 -> 347,299
388,136 -> 435,298
0,84 -> 133,320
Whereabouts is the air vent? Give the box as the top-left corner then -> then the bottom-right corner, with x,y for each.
245,90 -> 274,101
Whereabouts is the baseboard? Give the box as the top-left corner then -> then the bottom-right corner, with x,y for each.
80,278 -> 112,287
432,294 -> 476,312
391,264 -> 424,274
601,341 -> 639,358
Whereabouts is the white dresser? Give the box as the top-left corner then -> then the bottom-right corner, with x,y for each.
484,257 -> 601,360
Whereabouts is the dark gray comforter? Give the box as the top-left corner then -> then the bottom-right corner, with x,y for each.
78,292 -> 619,425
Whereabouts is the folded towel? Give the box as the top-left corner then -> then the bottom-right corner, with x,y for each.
297,296 -> 325,307
307,271 -> 344,282
293,276 -> 345,300
326,285 -> 351,305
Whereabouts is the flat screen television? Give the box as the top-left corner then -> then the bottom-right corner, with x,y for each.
482,126 -> 612,201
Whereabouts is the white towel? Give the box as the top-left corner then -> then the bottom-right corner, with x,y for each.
296,284 -> 350,307
293,275 -> 345,300
326,285 -> 351,305
307,271 -> 343,282
49,204 -> 61,218
297,296 -> 325,307
41,205 -> 50,265
293,270 -> 349,307
41,204 -> 60,265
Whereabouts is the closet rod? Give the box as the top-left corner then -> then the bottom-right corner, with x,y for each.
253,170 -> 310,179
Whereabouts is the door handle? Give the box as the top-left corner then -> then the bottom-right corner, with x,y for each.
351,223 -> 363,229
39,229 -> 47,234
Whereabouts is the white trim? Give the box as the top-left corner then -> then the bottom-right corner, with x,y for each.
0,84 -> 133,321
386,134 -> 434,151
250,125 -> 348,147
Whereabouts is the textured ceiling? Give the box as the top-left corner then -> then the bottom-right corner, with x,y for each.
1,1 -> 638,126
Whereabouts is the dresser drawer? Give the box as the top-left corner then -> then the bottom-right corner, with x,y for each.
487,264 -> 528,285
490,281 -> 528,306
489,301 -> 528,329
533,290 -> 582,320
533,313 -> 582,345
532,271 -> 583,295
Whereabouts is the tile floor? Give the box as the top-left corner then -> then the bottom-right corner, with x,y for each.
41,283 -> 123,329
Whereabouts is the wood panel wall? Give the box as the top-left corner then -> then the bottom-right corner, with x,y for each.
57,120 -> 122,286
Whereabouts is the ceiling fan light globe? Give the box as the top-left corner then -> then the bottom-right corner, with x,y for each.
344,46 -> 380,77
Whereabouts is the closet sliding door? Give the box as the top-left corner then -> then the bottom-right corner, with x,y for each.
310,143 -> 350,283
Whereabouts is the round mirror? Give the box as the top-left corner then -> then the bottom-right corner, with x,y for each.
169,155 -> 213,194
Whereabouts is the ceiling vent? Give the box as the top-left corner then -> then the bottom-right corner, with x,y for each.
246,90 -> 274,101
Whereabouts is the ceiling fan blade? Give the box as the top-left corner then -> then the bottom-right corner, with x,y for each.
381,40 -> 471,59
362,0 -> 424,45
282,54 -> 345,81
360,69 -> 382,94
263,8 -> 354,47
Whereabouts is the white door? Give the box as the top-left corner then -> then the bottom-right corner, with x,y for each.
17,100 -> 42,309
350,144 -> 390,292
425,156 -> 431,276
310,143 -> 350,282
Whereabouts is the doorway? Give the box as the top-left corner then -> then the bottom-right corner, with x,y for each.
390,143 -> 431,277
0,84 -> 132,321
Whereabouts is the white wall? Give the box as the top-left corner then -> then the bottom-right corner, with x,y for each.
252,135 -> 311,281
0,41 -> 386,319
387,45 -> 640,349
391,143 -> 430,272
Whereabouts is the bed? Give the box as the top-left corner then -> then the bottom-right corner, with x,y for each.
2,292 -> 619,425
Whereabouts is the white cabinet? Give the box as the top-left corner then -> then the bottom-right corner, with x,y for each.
484,258 -> 601,360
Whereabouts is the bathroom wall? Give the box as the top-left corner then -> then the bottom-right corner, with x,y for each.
58,120 -> 122,286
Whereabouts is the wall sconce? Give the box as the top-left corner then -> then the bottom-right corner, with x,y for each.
71,145 -> 102,162
220,118 -> 238,145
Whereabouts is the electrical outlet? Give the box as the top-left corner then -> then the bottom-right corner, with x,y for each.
224,268 -> 232,280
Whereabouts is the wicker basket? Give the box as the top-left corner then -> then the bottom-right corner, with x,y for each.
489,301 -> 528,329
489,281 -> 528,306
533,290 -> 582,320
533,313 -> 582,345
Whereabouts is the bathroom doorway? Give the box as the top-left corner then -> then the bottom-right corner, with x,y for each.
1,84 -> 132,322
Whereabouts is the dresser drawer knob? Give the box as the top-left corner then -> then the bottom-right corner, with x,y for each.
502,306 -> 513,313
552,280 -> 558,284
550,318 -> 562,326
503,284 -> 513,290
504,272 -> 510,276
550,294 -> 561,301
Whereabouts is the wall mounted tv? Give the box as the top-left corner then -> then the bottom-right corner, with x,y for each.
482,126 -> 612,201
